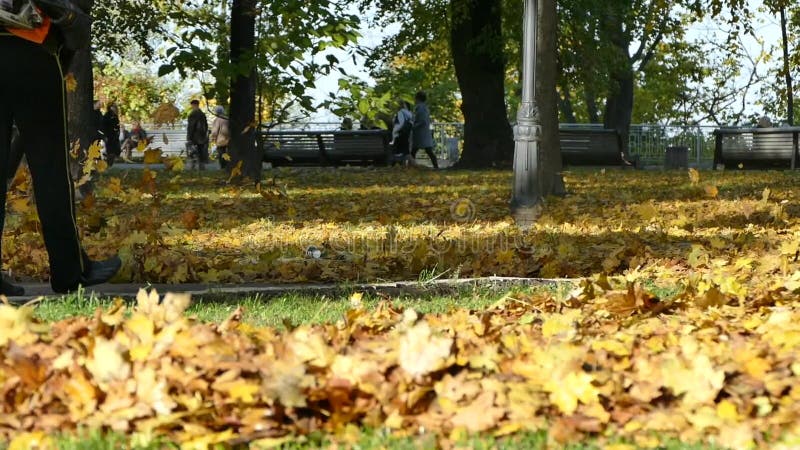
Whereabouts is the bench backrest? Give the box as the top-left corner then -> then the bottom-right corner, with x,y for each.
258,129 -> 390,165
328,131 -> 389,161
714,127 -> 800,169
260,132 -> 324,164
560,129 -> 623,166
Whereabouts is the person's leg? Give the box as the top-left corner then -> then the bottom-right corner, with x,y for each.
12,41 -> 88,292
218,146 -> 228,169
425,147 -> 439,169
8,128 -> 24,181
0,84 -> 20,295
123,140 -> 133,160
200,143 -> 209,170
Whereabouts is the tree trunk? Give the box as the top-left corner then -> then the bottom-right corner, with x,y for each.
537,0 -> 564,196
229,0 -> 260,181
602,10 -> 634,156
214,0 -> 231,108
66,0 -> 95,180
450,0 -> 514,169
558,80 -> 577,123
585,90 -> 600,123
780,6 -> 794,125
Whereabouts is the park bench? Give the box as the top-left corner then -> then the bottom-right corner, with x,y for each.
559,128 -> 639,168
258,130 -> 391,167
713,127 -> 800,169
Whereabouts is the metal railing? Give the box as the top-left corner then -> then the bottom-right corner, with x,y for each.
559,123 -> 719,167
137,121 -> 727,167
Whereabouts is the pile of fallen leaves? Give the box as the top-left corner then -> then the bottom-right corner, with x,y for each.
4,166 -> 800,290
2,279 -> 800,449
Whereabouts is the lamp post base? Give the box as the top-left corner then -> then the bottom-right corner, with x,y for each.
511,203 -> 543,230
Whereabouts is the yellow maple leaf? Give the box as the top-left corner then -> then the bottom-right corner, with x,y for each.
229,160 -> 244,180
9,432 -> 55,450
86,338 -> 131,385
717,399 -> 740,422
64,73 -> 77,92
541,309 -> 581,340
546,371 -> 600,415
87,141 -> 102,160
704,185 -> 719,199
688,168 -> 700,184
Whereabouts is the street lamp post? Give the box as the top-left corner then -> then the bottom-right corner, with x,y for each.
511,0 -> 541,228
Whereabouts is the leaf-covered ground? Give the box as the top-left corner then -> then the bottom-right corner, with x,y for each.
2,278 -> 800,449
5,166 -> 800,293
1,168 -> 799,448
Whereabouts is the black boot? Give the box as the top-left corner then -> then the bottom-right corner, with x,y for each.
1,279 -> 25,297
80,256 -> 122,287
52,256 -> 122,294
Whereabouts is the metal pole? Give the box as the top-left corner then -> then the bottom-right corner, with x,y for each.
511,0 -> 541,227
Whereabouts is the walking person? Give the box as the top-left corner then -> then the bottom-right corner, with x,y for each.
91,99 -> 106,154
411,91 -> 439,169
103,102 -> 121,166
0,0 -> 121,295
186,99 -> 209,170
210,105 -> 230,169
391,100 -> 413,165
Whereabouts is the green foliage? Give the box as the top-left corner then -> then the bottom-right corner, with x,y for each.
322,76 -> 393,127
157,0 -> 361,123
91,0 -> 165,59
93,61 -> 180,122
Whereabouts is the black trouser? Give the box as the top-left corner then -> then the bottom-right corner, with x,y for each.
412,146 -> 439,169
8,126 -> 23,180
0,35 -> 89,292
190,142 -> 209,164
217,145 -> 228,169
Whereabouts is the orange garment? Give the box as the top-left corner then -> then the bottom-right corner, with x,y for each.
7,15 -> 51,44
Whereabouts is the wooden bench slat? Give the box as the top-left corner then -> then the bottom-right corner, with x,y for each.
714,127 -> 800,169
259,129 -> 390,166
560,129 -> 636,168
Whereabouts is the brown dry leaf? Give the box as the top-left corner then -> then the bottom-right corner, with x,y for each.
399,321 -> 453,379
64,73 -> 78,92
450,391 -> 504,432
704,185 -> 719,199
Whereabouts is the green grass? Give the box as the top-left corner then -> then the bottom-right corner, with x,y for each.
31,283 -> 569,328
43,429 -> 724,450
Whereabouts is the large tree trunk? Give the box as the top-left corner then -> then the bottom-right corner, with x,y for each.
214,0 -> 231,109
558,85 -> 577,124
601,9 -> 634,156
229,0 -> 260,181
537,0 -> 564,197
450,0 -> 514,169
66,0 -> 95,180
780,6 -> 794,125
603,69 -> 634,156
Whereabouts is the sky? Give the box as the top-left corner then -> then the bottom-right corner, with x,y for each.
162,1 -> 788,125
306,0 -> 789,124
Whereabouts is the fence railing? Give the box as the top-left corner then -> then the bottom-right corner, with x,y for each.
139,121 -> 726,167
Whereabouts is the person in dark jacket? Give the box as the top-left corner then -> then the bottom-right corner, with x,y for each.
186,99 -> 209,170
102,102 -> 121,166
411,91 -> 438,169
92,99 -> 104,143
0,0 -> 121,296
